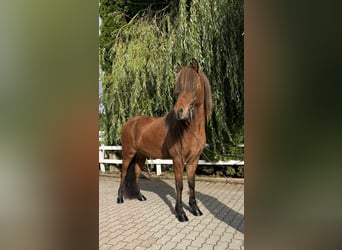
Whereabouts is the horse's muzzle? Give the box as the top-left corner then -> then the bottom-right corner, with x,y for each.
175,107 -> 190,120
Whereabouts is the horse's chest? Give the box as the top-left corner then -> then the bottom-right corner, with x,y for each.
182,133 -> 205,156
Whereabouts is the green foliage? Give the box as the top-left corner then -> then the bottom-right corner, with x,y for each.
100,0 -> 244,161
236,166 -> 244,178
226,166 -> 236,176
196,166 -> 216,176
99,0 -> 128,74
224,166 -> 243,178
195,165 -> 244,178
99,0 -> 174,74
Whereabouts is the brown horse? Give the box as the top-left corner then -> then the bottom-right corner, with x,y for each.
117,59 -> 212,222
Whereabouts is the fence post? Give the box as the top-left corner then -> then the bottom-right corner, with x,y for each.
99,145 -> 105,172
156,163 -> 161,176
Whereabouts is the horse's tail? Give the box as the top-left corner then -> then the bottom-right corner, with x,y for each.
124,155 -> 139,199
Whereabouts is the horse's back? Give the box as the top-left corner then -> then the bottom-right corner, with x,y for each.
122,115 -> 156,133
121,115 -> 169,158
121,115 -> 158,144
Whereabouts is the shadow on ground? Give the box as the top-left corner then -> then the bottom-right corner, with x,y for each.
140,178 -> 244,233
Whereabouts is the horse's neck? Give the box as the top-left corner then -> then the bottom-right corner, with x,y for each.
189,104 -> 206,131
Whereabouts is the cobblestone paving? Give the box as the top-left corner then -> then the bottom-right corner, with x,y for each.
99,176 -> 244,250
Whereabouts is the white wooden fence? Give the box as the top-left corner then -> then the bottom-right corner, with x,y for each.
99,145 -> 244,176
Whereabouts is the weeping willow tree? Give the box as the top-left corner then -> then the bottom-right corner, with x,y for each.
101,0 -> 244,161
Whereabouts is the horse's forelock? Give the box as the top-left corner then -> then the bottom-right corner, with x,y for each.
174,66 -> 199,94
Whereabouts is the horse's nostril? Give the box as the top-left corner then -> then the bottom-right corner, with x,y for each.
176,107 -> 188,120
176,108 -> 184,119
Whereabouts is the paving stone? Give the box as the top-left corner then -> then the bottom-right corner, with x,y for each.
176,239 -> 192,249
234,231 -> 244,240
199,229 -> 213,238
99,236 -> 111,246
205,235 -> 220,245
213,242 -> 229,250
228,239 -> 243,249
212,226 -> 226,236
199,244 -> 214,250
153,229 -> 168,238
166,227 -> 180,236
138,232 -> 154,241
108,236 -> 125,245
122,228 -> 138,236
171,233 -> 186,242
155,235 -> 172,245
149,225 -> 163,233
192,224 -> 206,232
125,232 -> 141,243
124,239 -> 143,249
99,243 -> 113,250
139,237 -> 158,248
146,244 -> 163,250
206,222 -> 218,230
160,241 -> 178,250
220,232 -> 234,242
190,236 -> 207,247
112,241 -> 128,249
134,246 -> 146,250
184,231 -> 199,241
186,246 -> 199,250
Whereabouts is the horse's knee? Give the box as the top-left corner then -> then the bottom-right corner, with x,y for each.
175,179 -> 183,190
188,179 -> 195,189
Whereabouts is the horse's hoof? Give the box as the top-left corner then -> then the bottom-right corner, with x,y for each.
117,197 -> 124,203
192,209 -> 203,216
177,214 -> 189,222
138,195 -> 147,201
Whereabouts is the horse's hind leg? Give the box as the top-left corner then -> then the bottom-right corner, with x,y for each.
117,152 -> 135,204
135,154 -> 147,201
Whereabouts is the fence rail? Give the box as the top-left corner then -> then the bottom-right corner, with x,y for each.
99,145 -> 244,176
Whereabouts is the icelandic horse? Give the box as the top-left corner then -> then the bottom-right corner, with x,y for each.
117,59 -> 212,222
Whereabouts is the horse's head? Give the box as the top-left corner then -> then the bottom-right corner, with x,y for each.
174,59 -> 203,121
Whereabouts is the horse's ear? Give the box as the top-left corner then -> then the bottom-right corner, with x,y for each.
177,63 -> 183,72
191,58 -> 199,72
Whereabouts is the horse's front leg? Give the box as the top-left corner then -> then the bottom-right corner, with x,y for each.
187,157 -> 203,216
173,160 -> 188,222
